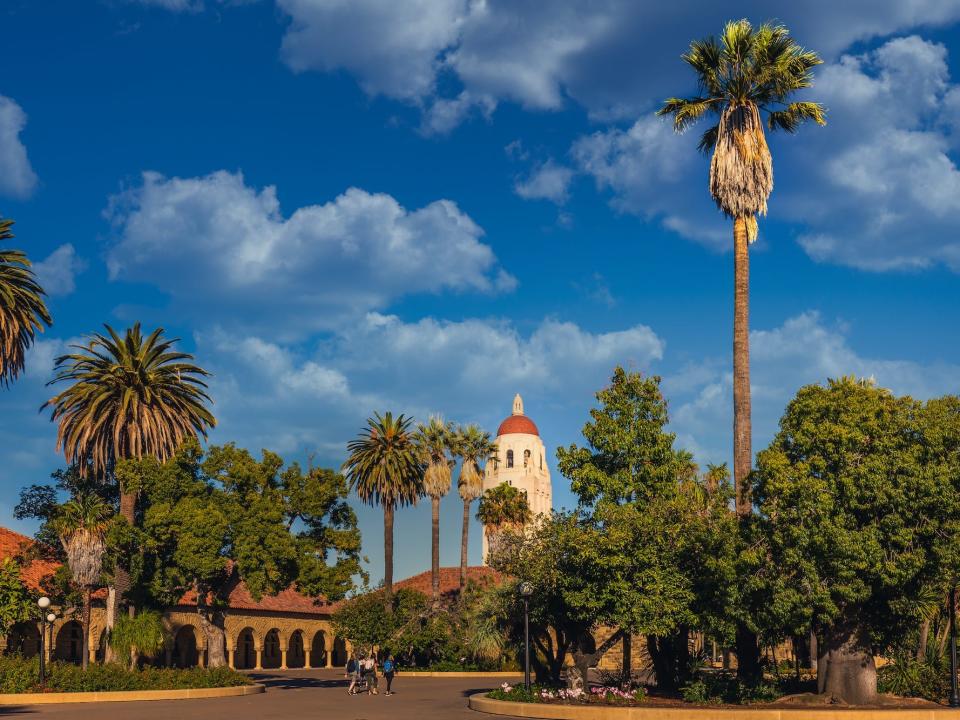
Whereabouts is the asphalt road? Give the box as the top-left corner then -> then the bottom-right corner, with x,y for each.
0,669 -> 517,720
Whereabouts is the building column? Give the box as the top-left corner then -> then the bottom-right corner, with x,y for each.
198,648 -> 206,668
325,648 -> 333,668
88,646 -> 97,666
228,648 -> 235,669
280,649 -> 287,670
304,649 -> 312,669
254,646 -> 262,670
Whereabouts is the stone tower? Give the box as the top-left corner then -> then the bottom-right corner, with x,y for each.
481,393 -> 552,562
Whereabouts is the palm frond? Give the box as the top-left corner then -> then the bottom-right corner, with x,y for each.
344,411 -> 423,509
767,101 -> 826,132
657,96 -> 719,132
697,124 -> 719,153
682,37 -> 724,96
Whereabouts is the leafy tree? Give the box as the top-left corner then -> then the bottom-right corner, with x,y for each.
344,412 -> 422,600
658,19 -> 825,512
476,482 -> 531,558
452,424 -> 497,589
331,587 -> 429,657
752,377 -> 946,704
0,558 -> 32,636
0,218 -> 52,386
110,609 -> 165,669
52,493 -> 112,669
43,323 -> 215,648
414,416 -> 454,604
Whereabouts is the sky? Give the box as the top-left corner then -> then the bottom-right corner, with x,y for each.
2,0 -> 960,586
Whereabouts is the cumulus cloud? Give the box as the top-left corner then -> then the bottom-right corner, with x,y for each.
33,245 -> 86,297
0,96 -> 38,200
668,312 -> 960,465
104,170 -> 514,334
513,159 -> 574,204
274,1 -> 960,129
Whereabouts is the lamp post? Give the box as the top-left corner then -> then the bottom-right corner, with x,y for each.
950,582 -> 959,708
37,597 -> 50,685
519,582 -> 533,690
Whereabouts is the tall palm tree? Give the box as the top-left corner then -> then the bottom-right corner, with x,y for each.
0,218 -> 52,385
476,482 -> 531,560
414,416 -> 454,604
657,20 -> 825,516
43,323 -> 215,651
53,493 -> 112,670
344,411 -> 423,599
451,424 -> 497,590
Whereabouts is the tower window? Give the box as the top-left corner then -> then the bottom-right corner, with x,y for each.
540,454 -> 543,469
506,449 -> 514,468
523,449 -> 530,468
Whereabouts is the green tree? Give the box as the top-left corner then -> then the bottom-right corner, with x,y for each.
344,412 -> 422,600
331,587 -> 429,657
0,218 -> 52,386
657,20 -> 825,513
110,609 -> 165,669
414,416 -> 454,604
0,558 -> 32,636
753,377 -> 943,704
43,323 -> 215,647
52,493 -> 112,669
451,424 -> 497,590
476,482 -> 531,559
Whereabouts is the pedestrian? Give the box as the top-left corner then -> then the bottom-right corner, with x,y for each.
383,654 -> 396,695
346,653 -> 358,695
364,653 -> 379,695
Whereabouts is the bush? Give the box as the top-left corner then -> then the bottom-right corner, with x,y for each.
680,672 -> 782,705
488,682 -> 646,706
0,655 -> 250,694
878,652 -> 949,702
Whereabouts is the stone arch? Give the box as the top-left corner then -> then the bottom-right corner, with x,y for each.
311,630 -> 327,668
54,620 -> 83,664
287,629 -> 306,668
6,621 -> 40,657
332,636 -> 348,667
262,628 -> 282,669
235,627 -> 258,670
172,625 -> 200,667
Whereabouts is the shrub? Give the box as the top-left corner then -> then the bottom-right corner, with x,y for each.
488,682 -> 544,703
680,672 -> 782,705
0,655 -> 250,693
878,652 -> 949,702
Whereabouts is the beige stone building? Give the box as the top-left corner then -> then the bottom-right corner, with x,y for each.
481,394 -> 553,562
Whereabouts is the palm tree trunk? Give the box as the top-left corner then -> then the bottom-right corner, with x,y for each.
460,497 -> 470,589
733,215 -> 752,515
81,588 -> 91,670
384,501 -> 394,600
917,617 -> 931,660
431,495 -> 440,604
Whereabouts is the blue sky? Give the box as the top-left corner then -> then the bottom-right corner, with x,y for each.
2,0 -> 960,585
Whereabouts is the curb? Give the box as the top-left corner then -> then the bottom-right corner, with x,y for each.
0,683 -> 265,705
468,693 -> 960,720
402,671 -> 523,678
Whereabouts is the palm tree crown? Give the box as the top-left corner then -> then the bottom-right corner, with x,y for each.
345,411 -> 423,510
0,218 -> 52,386
454,424 -> 497,503
415,416 -> 454,500
53,493 -> 112,589
43,323 -> 216,478
477,482 -> 532,529
657,19 -> 825,239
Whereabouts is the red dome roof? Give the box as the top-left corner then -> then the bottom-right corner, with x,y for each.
497,414 -> 539,437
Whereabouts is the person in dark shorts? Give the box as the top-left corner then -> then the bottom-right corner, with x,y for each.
383,654 -> 396,695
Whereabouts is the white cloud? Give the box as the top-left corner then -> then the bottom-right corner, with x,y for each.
274,1 -> 960,129
33,244 -> 86,297
513,159 -> 574,204
0,96 -> 38,200
104,170 -> 514,334
668,312 -> 960,466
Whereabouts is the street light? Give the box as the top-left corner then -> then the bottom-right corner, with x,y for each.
37,597 -> 50,685
950,582 -> 959,708
519,582 -> 533,690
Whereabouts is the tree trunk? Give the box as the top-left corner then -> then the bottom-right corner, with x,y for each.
735,624 -> 762,684
431,495 -> 440,604
113,489 -> 137,633
647,634 -> 679,693
384,502 -> 394,599
623,633 -> 632,684
817,623 -> 877,704
810,629 -> 818,672
732,215 -> 752,513
81,588 -> 91,670
460,497 -> 470,589
197,609 -> 227,668
917,618 -> 931,660
104,586 -> 116,663
674,625 -> 691,686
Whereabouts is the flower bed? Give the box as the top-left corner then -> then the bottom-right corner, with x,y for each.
488,682 -> 647,706
0,656 -> 251,694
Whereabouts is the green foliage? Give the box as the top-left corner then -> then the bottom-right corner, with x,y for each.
680,673 -> 781,705
477,483 -> 531,528
487,683 -> 545,703
0,655 -> 249,693
0,558 -> 31,634
331,587 -> 428,654
344,411 -> 423,510
110,610 -> 166,661
878,650 -> 951,702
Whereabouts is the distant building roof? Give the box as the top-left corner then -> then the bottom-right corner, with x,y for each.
0,527 -> 61,593
393,566 -> 501,599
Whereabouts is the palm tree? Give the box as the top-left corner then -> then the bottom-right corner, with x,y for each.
476,482 -> 531,560
414,416 -> 454,604
657,20 -> 825,515
0,218 -> 52,385
451,424 -> 497,590
53,493 -> 112,670
344,411 -> 423,599
43,323 -> 215,652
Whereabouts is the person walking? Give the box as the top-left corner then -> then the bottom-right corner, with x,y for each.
383,654 -> 396,695
346,653 -> 359,695
363,653 -> 379,695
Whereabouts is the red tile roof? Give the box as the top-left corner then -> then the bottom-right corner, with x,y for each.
0,527 -> 60,593
393,566 -> 502,598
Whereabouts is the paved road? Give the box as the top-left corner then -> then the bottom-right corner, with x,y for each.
0,669 -> 518,719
